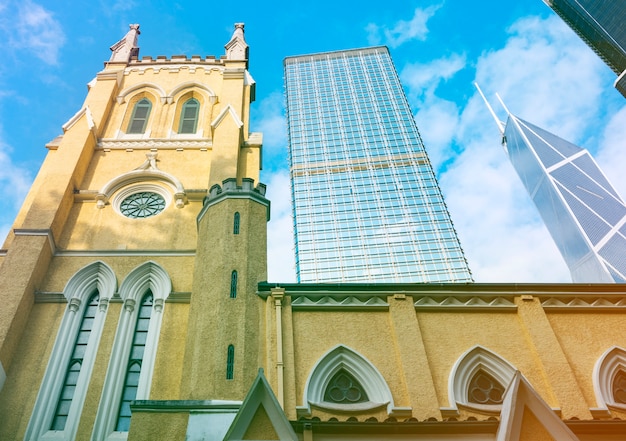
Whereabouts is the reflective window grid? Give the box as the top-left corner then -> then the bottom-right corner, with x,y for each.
284,47 -> 473,283
504,115 -> 626,283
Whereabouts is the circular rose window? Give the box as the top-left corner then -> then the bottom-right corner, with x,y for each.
119,191 -> 166,219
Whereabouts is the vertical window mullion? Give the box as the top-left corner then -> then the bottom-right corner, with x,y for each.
50,293 -> 99,431
114,292 -> 153,432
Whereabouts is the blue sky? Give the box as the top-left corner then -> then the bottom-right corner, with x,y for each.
1,0 -> 625,283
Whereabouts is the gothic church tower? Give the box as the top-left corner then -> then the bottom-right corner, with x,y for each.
0,23 -> 269,440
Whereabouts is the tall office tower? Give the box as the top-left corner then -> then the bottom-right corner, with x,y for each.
502,112 -> 626,282
284,47 -> 472,284
542,0 -> 626,97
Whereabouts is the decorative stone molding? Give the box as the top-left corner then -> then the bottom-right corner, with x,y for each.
542,296 -> 626,310
298,345 -> 395,417
414,296 -> 516,311
211,104 -> 244,129
116,82 -> 167,104
124,298 -> 136,312
593,346 -> 626,412
68,298 -> 82,312
448,345 -> 517,414
291,295 -> 389,310
97,139 -> 212,150
96,152 -> 186,209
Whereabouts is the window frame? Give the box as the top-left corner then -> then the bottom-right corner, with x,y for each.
178,98 -> 200,134
25,262 -> 115,441
127,98 -> 152,135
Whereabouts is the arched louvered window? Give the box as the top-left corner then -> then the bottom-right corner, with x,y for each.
614,370 -> 626,404
115,292 -> 153,432
50,293 -> 99,430
233,212 -> 240,235
467,370 -> 505,405
226,345 -> 235,380
230,270 -> 238,299
179,98 -> 199,134
127,98 -> 152,134
323,370 -> 368,404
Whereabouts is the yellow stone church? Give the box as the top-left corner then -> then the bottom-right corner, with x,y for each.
0,24 -> 625,441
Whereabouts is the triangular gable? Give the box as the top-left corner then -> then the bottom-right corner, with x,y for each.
224,369 -> 297,441
497,371 -> 579,441
211,104 -> 244,130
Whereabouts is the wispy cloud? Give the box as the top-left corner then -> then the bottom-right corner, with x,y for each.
434,15 -> 623,282
1,0 -> 66,65
0,130 -> 34,245
251,91 -> 287,172
366,4 -> 442,48
265,170 -> 296,282
400,54 -> 466,169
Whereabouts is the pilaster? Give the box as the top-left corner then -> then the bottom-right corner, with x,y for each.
387,294 -> 440,419
515,295 -> 592,419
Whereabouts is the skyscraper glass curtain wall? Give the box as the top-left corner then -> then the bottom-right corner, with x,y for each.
503,114 -> 626,283
284,47 -> 473,283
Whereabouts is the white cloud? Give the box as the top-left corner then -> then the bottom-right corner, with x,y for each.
433,14 -> 625,282
400,54 -> 466,169
595,106 -> 626,201
265,170 -> 296,283
252,91 -> 295,282
0,133 -> 34,245
3,1 -> 66,65
366,4 -> 442,48
251,91 -> 287,166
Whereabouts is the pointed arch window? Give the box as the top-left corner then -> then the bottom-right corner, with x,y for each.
233,212 -> 240,235
324,370 -> 368,404
115,292 -> 153,432
179,98 -> 199,134
299,345 -> 395,417
467,370 -> 505,405
127,98 -> 152,134
613,370 -> 626,404
25,262 -> 114,441
448,346 -> 516,413
92,261 -> 171,440
230,270 -> 238,299
226,345 -> 235,380
50,293 -> 100,431
594,346 -> 626,411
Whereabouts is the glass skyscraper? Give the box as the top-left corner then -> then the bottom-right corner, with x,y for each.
503,113 -> 626,283
542,0 -> 626,97
283,47 -> 472,283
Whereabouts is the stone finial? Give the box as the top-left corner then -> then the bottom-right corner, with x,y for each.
225,22 -> 249,62
109,24 -> 141,63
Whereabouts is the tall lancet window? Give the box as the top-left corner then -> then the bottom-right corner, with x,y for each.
233,212 -> 240,235
230,270 -> 238,299
51,293 -> 100,431
226,345 -> 235,380
92,261 -> 171,440
179,98 -> 199,134
127,98 -> 152,134
115,292 -> 153,431
25,261 -> 114,441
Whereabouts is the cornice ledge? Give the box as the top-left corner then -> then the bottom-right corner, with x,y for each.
541,296 -> 626,310
414,296 -> 517,311
98,138 -> 212,149
291,294 -> 389,310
